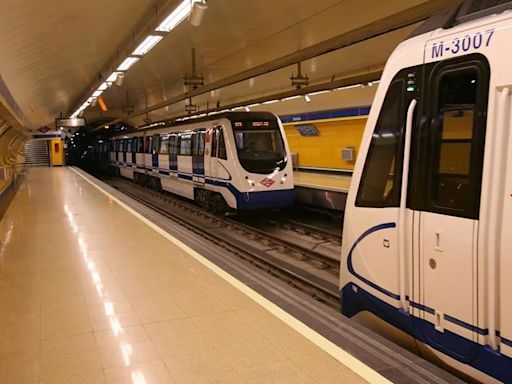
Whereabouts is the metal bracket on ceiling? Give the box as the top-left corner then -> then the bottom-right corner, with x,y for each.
183,48 -> 205,90
290,62 -> 309,89
185,98 -> 198,114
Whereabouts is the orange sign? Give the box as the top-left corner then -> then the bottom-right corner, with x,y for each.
98,96 -> 108,112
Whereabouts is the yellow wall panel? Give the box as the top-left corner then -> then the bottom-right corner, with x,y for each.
284,117 -> 367,170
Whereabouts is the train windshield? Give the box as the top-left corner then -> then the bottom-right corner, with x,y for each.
233,121 -> 286,174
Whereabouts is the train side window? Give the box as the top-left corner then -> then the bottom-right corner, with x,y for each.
152,135 -> 160,154
159,137 -> 169,154
211,129 -> 218,157
218,129 -> 227,160
179,133 -> 192,156
429,68 -> 485,217
356,80 -> 405,208
169,135 -> 177,155
145,137 -> 151,153
193,130 -> 205,156
127,139 -> 132,153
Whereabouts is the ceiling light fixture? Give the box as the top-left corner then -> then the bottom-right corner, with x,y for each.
117,57 -> 139,72
244,106 -> 250,112
115,73 -> 125,87
189,1 -> 208,27
69,0 -> 201,119
97,82 -> 109,92
106,72 -> 118,85
304,94 -> 311,103
156,0 -> 192,32
132,35 -> 164,56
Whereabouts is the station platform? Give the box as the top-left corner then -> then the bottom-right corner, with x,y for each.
293,170 -> 351,211
0,167 -> 372,384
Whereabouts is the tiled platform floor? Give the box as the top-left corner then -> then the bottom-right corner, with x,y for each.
0,167 -> 372,384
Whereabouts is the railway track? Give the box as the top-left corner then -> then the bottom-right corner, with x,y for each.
104,176 -> 341,308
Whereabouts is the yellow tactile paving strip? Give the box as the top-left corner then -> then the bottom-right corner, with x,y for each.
0,167 -> 386,384
294,171 -> 352,193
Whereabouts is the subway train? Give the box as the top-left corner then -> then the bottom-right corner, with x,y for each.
105,112 -> 294,211
339,1 -> 512,383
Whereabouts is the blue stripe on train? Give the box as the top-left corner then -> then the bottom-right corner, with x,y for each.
341,284 -> 512,383
342,222 -> 512,383
114,163 -> 293,209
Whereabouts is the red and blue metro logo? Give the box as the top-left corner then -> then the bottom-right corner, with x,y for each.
260,178 -> 275,188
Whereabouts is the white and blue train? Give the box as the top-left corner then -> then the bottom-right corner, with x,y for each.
340,1 -> 512,383
106,112 -> 294,211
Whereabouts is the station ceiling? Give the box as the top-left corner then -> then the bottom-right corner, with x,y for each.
0,0 -> 460,133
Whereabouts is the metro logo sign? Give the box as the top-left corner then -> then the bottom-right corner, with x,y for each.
260,178 -> 275,188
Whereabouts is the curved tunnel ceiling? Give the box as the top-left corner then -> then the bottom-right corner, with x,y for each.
0,0 -> 459,132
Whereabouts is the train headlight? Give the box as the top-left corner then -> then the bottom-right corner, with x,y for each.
280,177 -> 286,184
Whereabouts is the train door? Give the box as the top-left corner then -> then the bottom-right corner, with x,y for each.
130,138 -> 136,165
192,130 -> 206,183
151,134 -> 159,170
169,134 -> 178,173
209,127 -> 221,179
122,139 -> 127,164
209,126 -> 228,180
409,55 -> 489,360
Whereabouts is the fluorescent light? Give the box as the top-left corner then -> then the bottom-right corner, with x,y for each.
156,0 -> 192,32
98,82 -> 108,92
106,72 -> 118,84
310,90 -> 330,96
92,90 -> 103,98
282,95 -> 301,101
244,106 -> 250,112
117,57 -> 139,72
304,94 -> 311,103
132,35 -> 163,55
263,99 -> 279,105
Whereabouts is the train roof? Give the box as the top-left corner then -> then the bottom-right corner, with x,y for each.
139,111 -> 279,132
410,0 -> 512,38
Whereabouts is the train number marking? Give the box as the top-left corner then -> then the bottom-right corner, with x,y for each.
431,29 -> 495,59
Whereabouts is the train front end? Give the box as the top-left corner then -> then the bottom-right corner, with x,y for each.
226,112 -> 294,210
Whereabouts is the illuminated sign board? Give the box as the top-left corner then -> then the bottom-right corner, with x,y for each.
55,118 -> 86,128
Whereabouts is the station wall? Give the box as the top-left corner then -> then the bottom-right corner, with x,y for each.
284,116 -> 367,170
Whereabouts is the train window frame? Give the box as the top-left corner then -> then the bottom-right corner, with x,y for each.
218,129 -> 227,160
159,137 -> 170,155
192,130 -> 206,156
355,72 -> 413,208
178,132 -> 192,156
169,134 -> 178,155
211,128 -> 219,158
151,134 -> 160,154
419,55 -> 489,219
